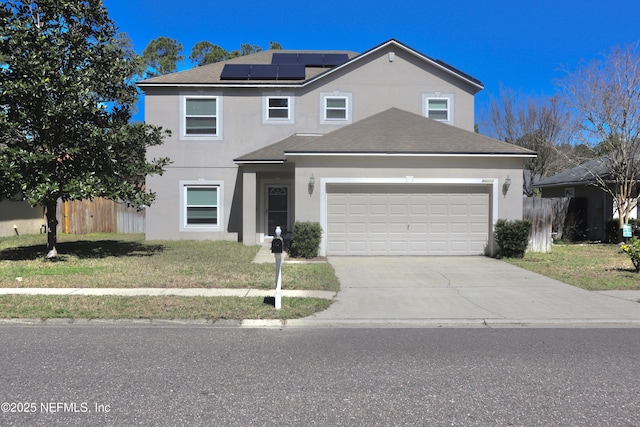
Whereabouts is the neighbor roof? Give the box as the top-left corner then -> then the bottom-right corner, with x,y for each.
137,39 -> 483,90
234,108 -> 535,163
533,157 -> 639,187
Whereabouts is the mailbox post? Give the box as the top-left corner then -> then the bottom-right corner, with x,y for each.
270,226 -> 284,310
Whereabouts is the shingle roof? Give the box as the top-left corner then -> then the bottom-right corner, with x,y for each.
535,158 -> 613,187
137,49 -> 358,85
235,108 -> 535,163
137,39 -> 483,89
234,135 -> 320,162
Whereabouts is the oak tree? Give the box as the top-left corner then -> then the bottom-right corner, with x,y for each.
0,0 -> 170,257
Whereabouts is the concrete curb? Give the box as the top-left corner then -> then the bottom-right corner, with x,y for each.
2,317 -> 640,328
0,288 -> 336,300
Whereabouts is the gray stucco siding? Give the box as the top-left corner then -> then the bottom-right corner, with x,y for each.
145,167 -> 241,241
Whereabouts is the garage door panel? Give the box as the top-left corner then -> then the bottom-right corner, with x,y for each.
369,204 -> 387,215
389,204 -> 407,215
430,204 -> 448,215
329,222 -> 347,233
389,222 -> 407,234
347,223 -> 366,234
451,223 -> 469,233
349,204 -> 367,216
409,241 -> 428,251
369,222 -> 388,233
389,241 -> 408,252
348,241 -> 367,252
327,185 -> 489,256
411,223 -> 428,233
429,241 -> 448,252
430,222 -> 448,233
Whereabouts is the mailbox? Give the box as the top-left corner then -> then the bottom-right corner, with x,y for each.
271,237 -> 284,254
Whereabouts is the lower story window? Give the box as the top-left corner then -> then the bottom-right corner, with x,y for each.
181,181 -> 223,231
186,187 -> 217,225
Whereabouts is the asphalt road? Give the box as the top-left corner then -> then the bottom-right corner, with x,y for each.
1,326 -> 639,426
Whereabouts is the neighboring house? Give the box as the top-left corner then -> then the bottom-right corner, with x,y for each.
138,39 -> 534,256
535,158 -> 639,241
0,200 -> 44,237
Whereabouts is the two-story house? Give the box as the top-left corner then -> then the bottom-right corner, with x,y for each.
138,39 -> 534,256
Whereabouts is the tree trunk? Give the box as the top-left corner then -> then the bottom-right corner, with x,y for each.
45,199 -> 58,258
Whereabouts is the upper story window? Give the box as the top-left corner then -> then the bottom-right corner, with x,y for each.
321,92 -> 352,125
263,94 -> 294,124
422,93 -> 453,124
427,99 -> 449,121
183,96 -> 221,139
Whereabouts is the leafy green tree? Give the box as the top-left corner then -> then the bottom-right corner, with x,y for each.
189,41 -> 227,66
0,0 -> 171,258
269,41 -> 283,50
141,36 -> 184,77
227,43 -> 263,59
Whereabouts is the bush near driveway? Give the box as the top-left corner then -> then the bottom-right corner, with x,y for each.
505,242 -> 640,291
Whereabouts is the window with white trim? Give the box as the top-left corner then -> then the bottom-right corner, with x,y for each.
263,95 -> 293,123
184,96 -> 219,137
422,93 -> 453,124
320,92 -> 352,124
325,96 -> 348,120
427,98 -> 449,121
180,181 -> 224,231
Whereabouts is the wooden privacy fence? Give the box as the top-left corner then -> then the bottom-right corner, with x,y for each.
56,198 -> 145,234
523,197 -> 570,253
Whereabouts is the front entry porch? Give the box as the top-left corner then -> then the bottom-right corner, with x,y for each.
241,166 -> 295,245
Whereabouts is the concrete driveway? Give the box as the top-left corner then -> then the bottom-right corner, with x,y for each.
293,257 -> 640,327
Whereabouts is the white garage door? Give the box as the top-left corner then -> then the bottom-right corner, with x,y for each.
327,185 -> 490,256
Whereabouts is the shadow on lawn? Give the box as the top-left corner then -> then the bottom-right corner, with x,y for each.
0,240 -> 164,261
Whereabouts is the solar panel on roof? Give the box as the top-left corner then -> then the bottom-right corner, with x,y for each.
271,53 -> 299,64
221,63 -> 305,80
272,52 -> 350,67
249,64 -> 279,79
322,53 -> 349,66
295,53 -> 323,67
220,64 -> 251,79
277,64 -> 306,80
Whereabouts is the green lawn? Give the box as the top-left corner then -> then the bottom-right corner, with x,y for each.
0,233 -> 338,320
0,233 -> 339,291
0,295 -> 331,320
505,242 -> 640,290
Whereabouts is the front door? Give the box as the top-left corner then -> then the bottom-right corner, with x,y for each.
266,185 -> 289,236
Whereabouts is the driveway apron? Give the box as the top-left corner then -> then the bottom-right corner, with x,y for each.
298,257 -> 640,327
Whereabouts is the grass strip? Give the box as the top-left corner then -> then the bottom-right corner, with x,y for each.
0,295 -> 332,320
505,243 -> 640,290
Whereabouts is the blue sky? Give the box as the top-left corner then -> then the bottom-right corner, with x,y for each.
104,0 -> 640,125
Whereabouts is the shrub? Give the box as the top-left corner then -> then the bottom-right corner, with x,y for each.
289,222 -> 322,259
494,219 -> 532,258
620,237 -> 640,272
606,218 -> 640,243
